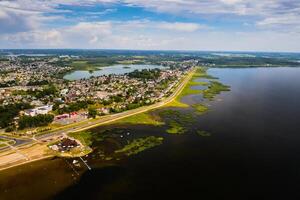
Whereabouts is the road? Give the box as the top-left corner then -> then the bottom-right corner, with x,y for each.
0,135 -> 32,151
1,68 -> 195,150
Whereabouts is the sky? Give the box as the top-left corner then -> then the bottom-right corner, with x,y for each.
0,0 -> 300,52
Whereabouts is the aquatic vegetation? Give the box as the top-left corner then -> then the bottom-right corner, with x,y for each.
166,121 -> 186,135
160,110 -> 194,135
202,81 -> 231,100
159,110 -> 195,124
115,136 -> 164,156
166,67 -> 219,108
196,130 -> 212,137
192,104 -> 209,114
192,67 -> 218,80
114,112 -> 164,126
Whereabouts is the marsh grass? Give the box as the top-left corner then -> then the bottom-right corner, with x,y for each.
115,136 -> 164,156
202,81 -> 231,100
166,67 -> 219,108
166,121 -> 186,135
196,130 -> 212,137
192,104 -> 209,114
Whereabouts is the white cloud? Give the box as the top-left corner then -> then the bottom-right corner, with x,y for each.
0,0 -> 300,51
157,22 -> 203,32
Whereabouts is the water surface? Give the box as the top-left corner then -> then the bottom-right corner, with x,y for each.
64,64 -> 165,80
1,67 -> 300,200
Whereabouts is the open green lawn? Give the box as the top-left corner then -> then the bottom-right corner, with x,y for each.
113,112 -> 164,126
68,131 -> 93,146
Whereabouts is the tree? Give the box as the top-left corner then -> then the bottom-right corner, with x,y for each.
18,114 -> 54,130
0,103 -> 32,128
88,107 -> 97,119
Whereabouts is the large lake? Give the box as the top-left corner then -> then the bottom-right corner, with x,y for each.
64,64 -> 166,80
1,67 -> 300,200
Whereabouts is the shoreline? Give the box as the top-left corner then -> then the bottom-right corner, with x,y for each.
0,68 -> 196,171
0,155 -> 53,172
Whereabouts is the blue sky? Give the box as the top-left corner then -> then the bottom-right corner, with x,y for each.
0,0 -> 300,51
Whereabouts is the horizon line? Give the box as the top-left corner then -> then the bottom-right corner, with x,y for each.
1,48 -> 300,54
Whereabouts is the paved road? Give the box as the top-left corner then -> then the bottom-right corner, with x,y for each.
1,68 -> 195,151
0,135 -> 32,151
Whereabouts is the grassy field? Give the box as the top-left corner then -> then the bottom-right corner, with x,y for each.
112,112 -> 164,126
0,138 -> 15,148
68,131 -> 93,147
71,60 -> 107,71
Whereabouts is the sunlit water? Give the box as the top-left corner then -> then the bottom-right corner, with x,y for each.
63,64 -> 166,80
1,67 -> 300,200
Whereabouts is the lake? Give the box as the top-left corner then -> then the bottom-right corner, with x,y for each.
1,67 -> 300,200
63,64 -> 166,80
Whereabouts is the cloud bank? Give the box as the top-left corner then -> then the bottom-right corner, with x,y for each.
0,0 -> 300,51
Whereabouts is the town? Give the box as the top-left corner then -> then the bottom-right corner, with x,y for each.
0,56 -> 195,136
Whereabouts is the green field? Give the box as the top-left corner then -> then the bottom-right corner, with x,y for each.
113,112 -> 164,126
71,60 -> 107,71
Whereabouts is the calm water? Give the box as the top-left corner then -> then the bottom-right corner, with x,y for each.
1,67 -> 300,200
63,64 -> 165,80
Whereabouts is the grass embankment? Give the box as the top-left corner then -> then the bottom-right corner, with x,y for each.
112,112 -> 164,126
0,138 -> 15,148
50,131 -> 94,157
68,131 -> 93,147
165,67 -> 214,108
115,136 -> 163,156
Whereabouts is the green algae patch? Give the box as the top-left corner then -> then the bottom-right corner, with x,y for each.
115,136 -> 164,156
114,112 -> 164,126
203,81 -> 231,100
192,104 -> 209,114
166,121 -> 186,135
196,130 -> 211,137
160,110 -> 195,135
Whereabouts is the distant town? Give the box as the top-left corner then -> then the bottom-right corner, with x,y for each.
0,56 -> 198,136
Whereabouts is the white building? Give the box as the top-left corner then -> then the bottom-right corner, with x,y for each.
24,105 -> 53,117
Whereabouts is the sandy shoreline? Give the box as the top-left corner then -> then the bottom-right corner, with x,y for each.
0,143 -> 52,171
